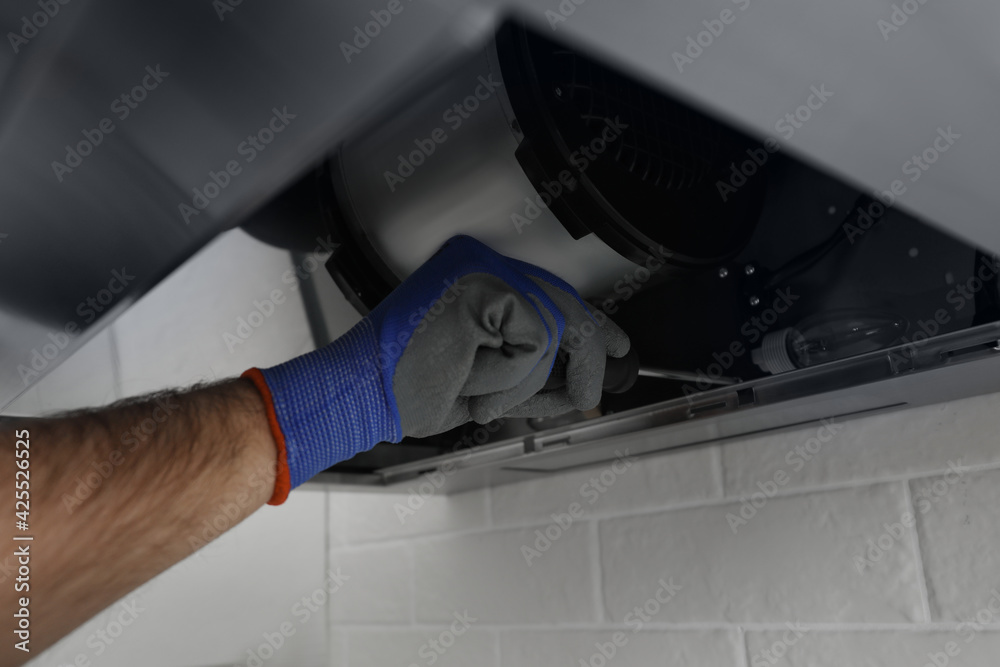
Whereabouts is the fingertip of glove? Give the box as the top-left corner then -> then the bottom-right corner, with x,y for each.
467,401 -> 508,426
606,336 -> 631,359
572,383 -> 604,413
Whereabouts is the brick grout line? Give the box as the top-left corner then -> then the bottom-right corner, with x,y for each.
717,458 -> 1000,503
407,541 -> 417,625
493,628 -> 502,667
322,457 -> 1000,551
333,621 -> 1000,632
324,487 -> 334,665
902,480 -> 934,623
738,626 -> 750,667
588,519 -> 605,624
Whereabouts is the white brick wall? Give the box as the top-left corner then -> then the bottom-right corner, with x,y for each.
17,229 -> 1000,666
330,396 -> 1000,667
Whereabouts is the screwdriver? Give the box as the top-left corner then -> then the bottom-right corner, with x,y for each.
543,347 -> 739,394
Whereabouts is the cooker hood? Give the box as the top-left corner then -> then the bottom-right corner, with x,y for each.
4,3 -> 999,495
242,19 -> 1000,493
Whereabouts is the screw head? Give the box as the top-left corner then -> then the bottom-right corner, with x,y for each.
749,295 -> 760,307
718,267 -> 729,278
744,264 -> 756,276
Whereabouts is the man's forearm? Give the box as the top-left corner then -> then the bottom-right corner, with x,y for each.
0,378 -> 277,664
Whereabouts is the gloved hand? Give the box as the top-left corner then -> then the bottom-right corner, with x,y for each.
243,235 -> 630,504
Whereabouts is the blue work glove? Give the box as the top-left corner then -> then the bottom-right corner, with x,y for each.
243,235 -> 630,504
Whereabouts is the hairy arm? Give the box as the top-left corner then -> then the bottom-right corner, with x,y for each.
0,378 -> 277,665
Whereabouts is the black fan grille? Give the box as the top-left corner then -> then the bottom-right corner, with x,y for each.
551,50 -> 723,192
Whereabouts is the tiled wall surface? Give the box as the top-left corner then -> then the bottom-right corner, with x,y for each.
14,230 -> 1000,667
327,394 -> 1000,667
16,231 -> 334,667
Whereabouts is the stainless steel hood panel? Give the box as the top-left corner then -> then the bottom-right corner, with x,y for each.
4,0 -> 1000,414
515,0 -> 1000,255
0,0 -> 479,410
321,323 -> 1000,494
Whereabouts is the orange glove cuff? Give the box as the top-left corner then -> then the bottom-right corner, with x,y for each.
242,368 -> 292,505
